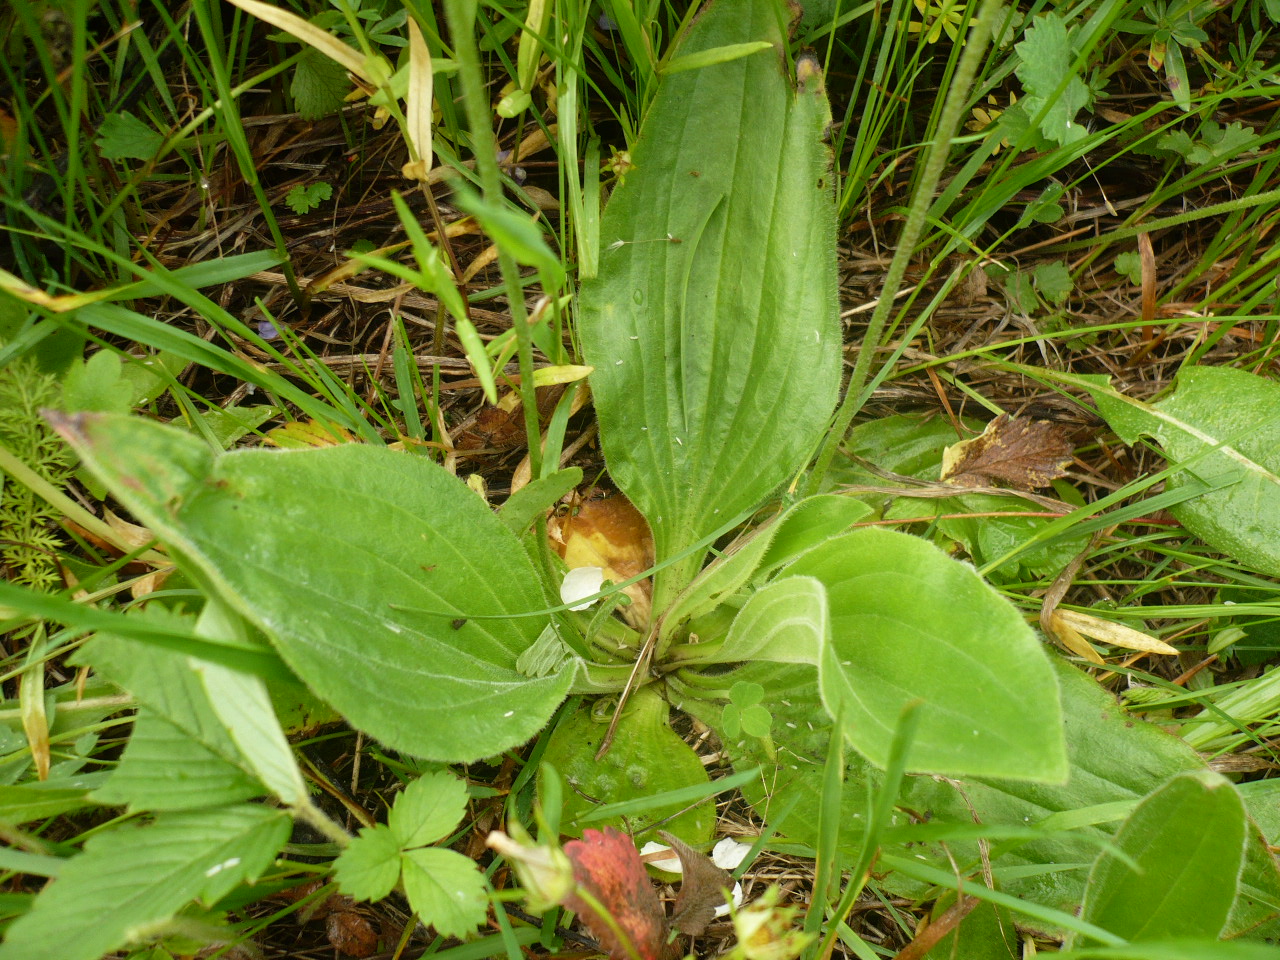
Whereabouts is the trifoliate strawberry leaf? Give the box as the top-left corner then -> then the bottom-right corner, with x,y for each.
291,48 -> 351,120
400,847 -> 488,939
388,770 -> 468,849
1014,14 -> 1090,145
95,111 -> 165,160
333,824 -> 402,902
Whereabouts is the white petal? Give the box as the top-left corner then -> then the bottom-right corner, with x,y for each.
560,566 -> 605,610
714,881 -> 745,917
712,837 -> 752,870
639,841 -> 681,872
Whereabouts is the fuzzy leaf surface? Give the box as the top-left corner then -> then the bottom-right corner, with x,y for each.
789,529 -> 1067,780
1077,771 -> 1246,944
688,657 -> 1280,937
56,413 -> 571,762
716,575 -> 826,665
578,0 -> 841,601
664,495 -> 869,636
1093,366 -> 1280,577
0,805 -> 289,960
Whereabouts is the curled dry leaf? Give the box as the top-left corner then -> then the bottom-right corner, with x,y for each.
549,494 -> 654,628
940,413 -> 1074,491
103,509 -> 173,598
400,17 -> 433,181
1052,608 -> 1178,656
1045,611 -> 1106,664
456,385 -> 563,451
659,831 -> 733,937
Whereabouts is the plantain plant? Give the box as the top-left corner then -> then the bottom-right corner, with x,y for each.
2,0 -> 1278,957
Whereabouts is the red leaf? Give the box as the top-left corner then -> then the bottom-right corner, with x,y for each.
562,828 -> 673,960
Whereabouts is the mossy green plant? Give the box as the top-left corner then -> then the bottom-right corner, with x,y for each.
0,356 -> 74,590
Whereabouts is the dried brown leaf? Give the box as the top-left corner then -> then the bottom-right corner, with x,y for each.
326,908 -> 378,958
659,831 -> 733,937
940,414 -> 1074,490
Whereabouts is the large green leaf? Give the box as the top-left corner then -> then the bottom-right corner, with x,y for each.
192,601 -> 308,807
1091,366 -> 1280,576
56,413 -> 572,762
713,574 -> 826,666
1076,771 -> 1246,944
0,778 -> 105,825
79,616 -> 272,790
91,711 -> 265,811
540,687 -> 715,846
687,657 -> 1280,937
789,528 -> 1067,780
578,0 -> 841,605
0,804 -> 290,960
663,495 -> 869,638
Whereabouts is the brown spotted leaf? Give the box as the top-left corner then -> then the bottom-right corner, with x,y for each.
940,414 -> 1074,490
562,827 -> 673,960
659,831 -> 733,937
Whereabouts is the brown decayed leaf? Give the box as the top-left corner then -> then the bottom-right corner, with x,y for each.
939,414 -> 1074,491
659,831 -> 732,937
102,509 -> 173,598
455,385 -> 563,450
562,827 -> 674,960
275,885 -> 380,956
456,406 -> 525,450
326,908 -> 378,958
